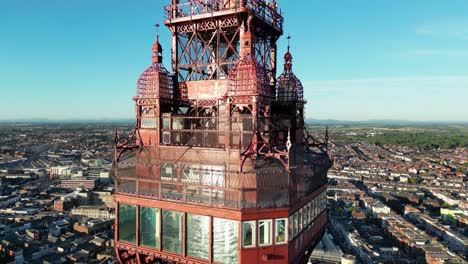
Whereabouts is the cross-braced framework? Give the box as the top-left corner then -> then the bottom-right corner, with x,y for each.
175,16 -> 241,81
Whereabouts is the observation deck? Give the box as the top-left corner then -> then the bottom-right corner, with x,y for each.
164,0 -> 283,33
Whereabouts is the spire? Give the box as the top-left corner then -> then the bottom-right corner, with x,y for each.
152,23 -> 163,64
284,34 -> 293,70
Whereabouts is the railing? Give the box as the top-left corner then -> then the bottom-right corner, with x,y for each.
114,153 -> 329,209
116,169 -> 290,209
164,0 -> 283,30
159,115 -> 253,148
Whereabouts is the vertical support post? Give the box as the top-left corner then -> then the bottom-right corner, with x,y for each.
182,213 -> 186,257
252,96 -> 258,152
136,205 -> 139,246
159,208 -> 163,251
209,216 -> 213,263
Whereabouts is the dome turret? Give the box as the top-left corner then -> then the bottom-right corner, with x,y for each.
135,32 -> 173,101
276,40 -> 304,103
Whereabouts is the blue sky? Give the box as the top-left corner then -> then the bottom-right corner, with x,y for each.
0,0 -> 467,121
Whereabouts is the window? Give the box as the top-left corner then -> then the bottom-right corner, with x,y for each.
161,163 -> 177,182
258,219 -> 272,246
302,207 -> 307,228
162,210 -> 183,254
288,215 -> 294,240
118,204 -> 136,244
139,207 -> 159,248
187,214 -> 209,260
308,201 -> 313,222
181,164 -> 200,184
242,221 -> 256,248
293,212 -> 298,238
275,218 -> 287,244
298,209 -> 303,231
213,218 -> 238,264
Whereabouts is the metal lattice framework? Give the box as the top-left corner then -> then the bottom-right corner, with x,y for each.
175,17 -> 240,81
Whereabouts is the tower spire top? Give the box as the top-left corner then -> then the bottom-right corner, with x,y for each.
284,35 -> 293,70
152,23 -> 162,64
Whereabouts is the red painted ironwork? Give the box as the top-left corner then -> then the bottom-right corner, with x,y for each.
114,1 -> 331,263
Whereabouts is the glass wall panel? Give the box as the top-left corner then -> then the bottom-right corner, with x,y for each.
288,215 -> 294,241
139,207 -> 159,248
118,204 -> 136,244
187,214 -> 210,260
242,221 -> 256,248
293,212 -> 298,237
299,209 -> 303,230
162,210 -> 183,254
161,163 -> 177,182
213,218 -> 238,264
258,219 -> 272,246
275,218 -> 287,244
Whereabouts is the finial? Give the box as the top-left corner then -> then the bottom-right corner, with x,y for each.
154,23 -> 160,34
284,35 -> 293,70
152,23 -> 163,64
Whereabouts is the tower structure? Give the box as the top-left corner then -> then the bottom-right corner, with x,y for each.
113,1 -> 331,263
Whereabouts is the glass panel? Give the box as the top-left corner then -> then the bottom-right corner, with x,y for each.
187,214 -> 210,260
303,206 -> 308,226
293,212 -> 298,237
181,164 -> 200,184
213,218 -> 238,264
275,218 -> 287,244
242,221 -> 255,248
118,204 -> 136,244
298,209 -> 303,231
161,163 -> 177,182
288,215 -> 294,240
162,210 -> 183,254
308,202 -> 313,222
258,219 -> 272,246
139,207 -> 159,248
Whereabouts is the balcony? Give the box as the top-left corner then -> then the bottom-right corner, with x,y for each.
164,0 -> 283,31
114,150 -> 329,210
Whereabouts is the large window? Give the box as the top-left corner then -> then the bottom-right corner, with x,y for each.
258,219 -> 272,246
187,214 -> 210,260
242,221 -> 256,248
275,218 -> 287,244
213,218 -> 238,264
139,207 -> 159,248
162,210 -> 183,254
118,204 -> 136,244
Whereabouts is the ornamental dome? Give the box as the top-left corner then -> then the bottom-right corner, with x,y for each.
135,34 -> 173,100
276,47 -> 304,102
227,55 -> 273,97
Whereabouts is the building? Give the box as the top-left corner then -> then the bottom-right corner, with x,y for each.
60,177 -> 97,190
71,206 -> 115,219
113,1 -> 331,263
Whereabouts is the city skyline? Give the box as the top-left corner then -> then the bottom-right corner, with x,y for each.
1,0 -> 468,121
